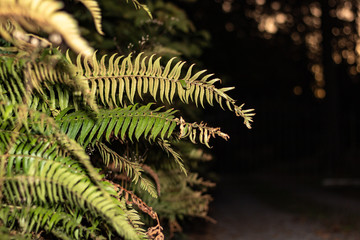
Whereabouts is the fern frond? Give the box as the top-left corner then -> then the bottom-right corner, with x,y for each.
119,198 -> 147,238
126,0 -> 152,19
0,102 -> 102,183
157,139 -> 186,174
0,0 -> 93,56
0,204 -> 98,239
0,57 -> 28,105
96,142 -> 158,198
1,155 -> 141,240
77,0 -> 104,35
0,52 -> 97,111
56,103 -> 178,147
55,103 -> 229,148
108,180 -> 164,240
176,117 -> 230,148
71,52 -> 255,128
144,170 -> 214,224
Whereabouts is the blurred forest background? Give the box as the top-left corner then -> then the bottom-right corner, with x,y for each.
183,0 -> 360,178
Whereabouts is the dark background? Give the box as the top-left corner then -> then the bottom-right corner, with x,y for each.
175,2 -> 360,238
178,0 -> 360,178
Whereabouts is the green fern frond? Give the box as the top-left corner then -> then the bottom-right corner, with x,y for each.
0,204 -> 98,239
55,103 -> 229,148
0,102 -> 102,183
0,57 -> 28,105
0,52 -> 97,111
95,142 -> 158,198
1,155 -> 142,239
55,103 -> 178,147
77,0 -> 104,35
0,0 -> 93,56
70,52 -> 255,128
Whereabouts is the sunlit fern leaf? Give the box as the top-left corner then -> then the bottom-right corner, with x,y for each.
96,142 -> 158,198
0,154 -> 142,240
77,0 -> 104,35
0,0 -> 93,56
0,52 -> 97,111
0,204 -> 99,239
70,52 -> 255,129
126,0 -> 152,19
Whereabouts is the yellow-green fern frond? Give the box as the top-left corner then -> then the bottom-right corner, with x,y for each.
70,52 -> 255,129
157,139 -> 186,174
0,0 -> 93,56
77,0 -> 104,35
0,52 -> 97,111
96,141 -> 158,198
126,0 -> 152,19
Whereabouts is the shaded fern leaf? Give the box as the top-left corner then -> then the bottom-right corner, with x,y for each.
1,151 -> 142,240
0,204 -> 98,239
96,142 -> 158,198
0,0 -> 93,56
70,52 -> 254,128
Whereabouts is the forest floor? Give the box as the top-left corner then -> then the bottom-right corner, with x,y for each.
186,174 -> 360,240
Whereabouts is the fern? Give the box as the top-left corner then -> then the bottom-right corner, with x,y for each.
0,52 -> 97,112
0,204 -> 100,239
0,0 -> 93,56
0,0 -> 255,239
126,0 -> 153,19
1,146 -> 143,239
77,0 -> 104,35
144,169 -> 214,222
95,141 -> 158,198
70,52 -> 255,128
55,103 -> 230,149
0,101 -> 102,184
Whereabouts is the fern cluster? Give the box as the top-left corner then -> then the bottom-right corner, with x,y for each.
0,0 -> 254,239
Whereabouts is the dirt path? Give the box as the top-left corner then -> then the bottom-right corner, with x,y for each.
187,175 -> 360,240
